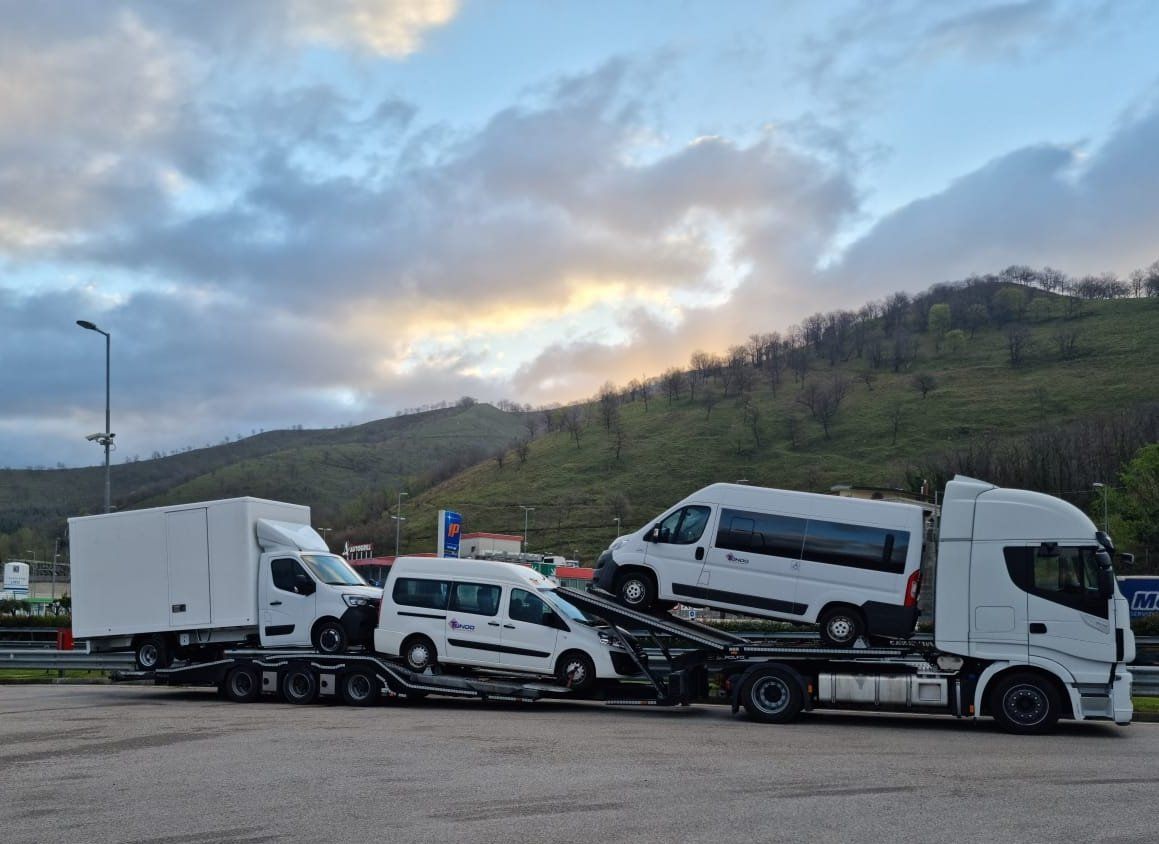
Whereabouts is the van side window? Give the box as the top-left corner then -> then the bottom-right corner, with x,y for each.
1004,546 -> 1108,619
655,506 -> 711,545
449,582 -> 501,616
716,509 -> 807,558
271,558 -> 310,593
800,520 -> 909,575
509,588 -> 559,628
392,577 -> 450,610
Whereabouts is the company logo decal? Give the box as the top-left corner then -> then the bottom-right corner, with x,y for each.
449,618 -> 476,631
1131,591 -> 1158,612
725,552 -> 750,565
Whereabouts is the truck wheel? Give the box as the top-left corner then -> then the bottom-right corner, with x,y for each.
223,666 -> 261,703
135,635 -> 172,671
818,606 -> 864,647
313,620 -> 348,655
282,666 -> 319,705
556,650 -> 597,692
615,571 -> 657,611
340,670 -> 380,706
990,672 -> 1061,734
402,635 -> 438,672
740,666 -> 805,724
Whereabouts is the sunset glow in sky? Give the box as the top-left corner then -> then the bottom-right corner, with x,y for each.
2,0 -> 1158,466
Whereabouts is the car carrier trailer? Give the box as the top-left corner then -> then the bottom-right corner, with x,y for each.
117,582 -> 1129,734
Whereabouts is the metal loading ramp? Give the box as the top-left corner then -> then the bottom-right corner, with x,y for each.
553,586 -> 748,649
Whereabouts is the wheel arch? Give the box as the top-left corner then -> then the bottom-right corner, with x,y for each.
729,661 -> 811,714
974,661 -> 1076,720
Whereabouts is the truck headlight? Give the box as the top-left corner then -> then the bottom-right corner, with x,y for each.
343,595 -> 371,608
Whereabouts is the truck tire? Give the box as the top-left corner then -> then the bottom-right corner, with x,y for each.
340,670 -> 380,706
740,666 -> 805,724
556,650 -> 597,692
222,666 -> 261,703
135,634 -> 172,671
282,666 -> 319,705
615,570 -> 657,612
313,620 -> 348,655
818,606 -> 864,647
990,672 -> 1061,734
402,635 -> 438,672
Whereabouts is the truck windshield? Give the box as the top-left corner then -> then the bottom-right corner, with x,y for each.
300,554 -> 367,586
538,588 -> 590,624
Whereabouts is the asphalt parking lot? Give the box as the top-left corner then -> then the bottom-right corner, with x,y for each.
0,684 -> 1154,844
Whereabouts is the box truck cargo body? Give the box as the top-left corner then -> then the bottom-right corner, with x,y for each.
69,498 -> 381,668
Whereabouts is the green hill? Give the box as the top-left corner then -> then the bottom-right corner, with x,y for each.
392,291 -> 1159,564
0,402 -> 527,551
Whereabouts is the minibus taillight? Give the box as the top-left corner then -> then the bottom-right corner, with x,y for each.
904,570 -> 922,608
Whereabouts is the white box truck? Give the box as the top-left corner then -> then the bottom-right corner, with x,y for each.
69,497 -> 382,669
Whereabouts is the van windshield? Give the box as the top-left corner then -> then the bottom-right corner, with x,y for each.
538,588 -> 590,624
301,554 -> 368,586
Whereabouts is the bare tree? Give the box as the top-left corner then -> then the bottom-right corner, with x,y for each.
514,437 -> 531,467
888,403 -> 903,446
1006,324 -> 1031,367
911,372 -> 938,399
1053,327 -> 1081,360
561,406 -> 586,447
858,371 -> 877,391
786,414 -> 803,450
523,414 -> 539,439
741,399 -> 764,449
609,424 -> 627,462
493,447 -> 508,470
596,382 -> 620,431
639,379 -> 652,412
660,368 -> 685,404
702,386 -> 721,419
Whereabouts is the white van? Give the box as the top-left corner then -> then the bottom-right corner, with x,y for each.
374,558 -> 641,690
593,483 -> 927,646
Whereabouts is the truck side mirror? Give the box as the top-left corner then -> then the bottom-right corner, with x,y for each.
296,577 -> 316,596
1119,552 -> 1135,569
1097,567 -> 1115,599
645,526 -> 659,543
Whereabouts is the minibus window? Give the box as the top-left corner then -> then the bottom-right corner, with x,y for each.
449,582 -> 501,616
392,577 -> 450,610
510,588 -> 560,628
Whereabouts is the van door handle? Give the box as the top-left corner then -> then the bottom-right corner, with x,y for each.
1030,623 -> 1048,634
695,547 -> 705,561
487,621 -> 501,627
270,601 -> 282,606
503,624 -> 516,629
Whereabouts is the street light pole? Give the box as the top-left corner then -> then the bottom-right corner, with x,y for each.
613,516 -> 621,538
394,491 -> 409,557
77,320 -> 112,513
520,506 -> 535,554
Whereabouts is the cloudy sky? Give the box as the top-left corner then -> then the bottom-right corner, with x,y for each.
2,0 -> 1158,468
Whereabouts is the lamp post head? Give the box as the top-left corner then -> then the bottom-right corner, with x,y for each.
76,319 -> 108,336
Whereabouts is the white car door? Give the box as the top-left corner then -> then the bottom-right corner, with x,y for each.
259,556 -> 315,647
499,587 -> 561,673
644,505 -> 715,601
443,581 -> 503,666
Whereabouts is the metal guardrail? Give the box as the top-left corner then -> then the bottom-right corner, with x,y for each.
0,650 -> 135,671
1131,666 -> 1159,697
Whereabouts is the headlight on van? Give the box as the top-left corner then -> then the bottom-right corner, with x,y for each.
343,594 -> 371,608
598,631 -> 614,646
610,537 -> 628,551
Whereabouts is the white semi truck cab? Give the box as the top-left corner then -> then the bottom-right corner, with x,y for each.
933,476 -> 1134,726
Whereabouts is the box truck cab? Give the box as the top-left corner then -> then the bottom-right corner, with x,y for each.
70,498 -> 381,669
374,557 -> 642,691
595,483 -> 926,645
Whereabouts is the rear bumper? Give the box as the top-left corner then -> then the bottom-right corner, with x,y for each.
861,601 -> 919,638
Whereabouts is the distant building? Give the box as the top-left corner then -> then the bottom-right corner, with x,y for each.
459,532 -> 523,558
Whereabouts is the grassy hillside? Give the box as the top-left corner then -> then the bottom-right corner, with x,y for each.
395,295 -> 1159,563
0,403 -> 527,540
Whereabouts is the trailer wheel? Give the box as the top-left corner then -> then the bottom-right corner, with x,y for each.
340,670 -> 380,706
990,672 -> 1061,734
134,634 -> 172,671
615,570 -> 657,611
282,667 -> 319,705
223,666 -> 261,703
402,635 -> 438,672
313,620 -> 348,655
740,667 -> 805,724
818,606 -> 864,647
556,650 -> 597,692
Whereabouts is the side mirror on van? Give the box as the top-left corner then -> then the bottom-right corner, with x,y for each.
645,525 -> 659,543
1119,552 -> 1135,569
1097,567 -> 1115,600
295,577 -> 316,596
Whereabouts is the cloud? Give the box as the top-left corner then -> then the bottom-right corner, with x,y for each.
286,0 -> 459,57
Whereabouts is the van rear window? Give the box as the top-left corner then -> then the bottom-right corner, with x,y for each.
801,520 -> 909,574
392,577 -> 450,610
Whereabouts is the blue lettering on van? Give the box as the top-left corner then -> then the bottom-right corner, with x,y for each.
725,552 -> 750,565
1131,592 -> 1158,612
449,618 -> 476,631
